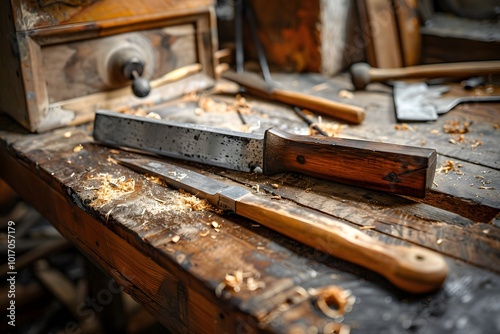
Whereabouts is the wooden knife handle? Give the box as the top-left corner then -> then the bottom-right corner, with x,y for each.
272,89 -> 365,124
263,128 -> 437,197
236,192 -> 448,293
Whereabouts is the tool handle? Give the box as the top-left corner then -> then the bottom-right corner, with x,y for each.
236,193 -> 448,293
352,61 -> 500,89
272,89 -> 365,124
263,128 -> 437,197
222,70 -> 365,124
377,60 -> 500,80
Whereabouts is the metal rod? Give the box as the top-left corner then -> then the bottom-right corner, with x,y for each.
244,0 -> 272,83
292,106 -> 328,136
234,0 -> 244,73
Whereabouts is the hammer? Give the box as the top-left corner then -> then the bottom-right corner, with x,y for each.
350,61 -> 500,90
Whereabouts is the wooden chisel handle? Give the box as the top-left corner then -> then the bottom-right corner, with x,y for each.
236,192 -> 448,293
271,88 -> 365,124
351,60 -> 500,90
263,128 -> 437,198
222,70 -> 365,124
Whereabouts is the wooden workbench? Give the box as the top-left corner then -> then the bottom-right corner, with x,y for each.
1,73 -> 499,333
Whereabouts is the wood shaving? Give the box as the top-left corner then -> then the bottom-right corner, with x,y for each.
394,123 -> 414,131
145,175 -> 165,185
312,82 -> 330,92
215,269 -> 265,297
475,175 -> 493,190
455,134 -> 466,143
105,208 -> 113,220
146,112 -> 161,120
359,225 -> 376,230
88,173 -> 135,208
338,89 -> 353,99
470,139 -> 483,148
270,195 -> 282,200
176,189 -> 213,211
195,94 -> 252,115
211,221 -> 221,232
152,196 -> 166,204
73,144 -> 84,152
435,160 -> 463,175
443,120 -> 470,134
312,286 -> 355,320
309,116 -> 345,137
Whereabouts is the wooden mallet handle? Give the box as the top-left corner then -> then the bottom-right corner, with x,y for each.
351,61 -> 500,90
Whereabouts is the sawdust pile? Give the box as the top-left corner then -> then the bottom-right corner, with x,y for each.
176,189 -> 213,211
86,173 -> 135,208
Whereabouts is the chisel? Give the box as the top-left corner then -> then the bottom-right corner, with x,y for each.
93,110 -> 437,197
116,157 -> 448,294
222,70 -> 366,124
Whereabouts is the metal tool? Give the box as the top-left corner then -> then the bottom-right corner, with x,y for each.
93,110 -> 437,197
350,60 -> 500,90
116,157 -> 448,294
394,81 -> 500,121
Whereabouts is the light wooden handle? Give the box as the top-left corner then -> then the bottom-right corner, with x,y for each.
236,193 -> 448,293
263,128 -> 437,197
272,89 -> 365,124
351,61 -> 500,90
222,70 -> 365,124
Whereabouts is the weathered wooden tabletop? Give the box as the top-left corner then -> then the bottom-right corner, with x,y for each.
1,73 -> 499,333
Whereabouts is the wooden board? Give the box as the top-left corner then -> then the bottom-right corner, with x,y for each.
11,0 -> 214,31
1,71 -> 499,332
356,0 -> 403,68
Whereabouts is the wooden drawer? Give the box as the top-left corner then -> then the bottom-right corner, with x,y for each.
0,0 -> 217,132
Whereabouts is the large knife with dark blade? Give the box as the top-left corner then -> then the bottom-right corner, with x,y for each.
93,110 -> 437,197
116,157 -> 448,293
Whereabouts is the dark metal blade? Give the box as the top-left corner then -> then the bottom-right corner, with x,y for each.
117,157 -> 250,211
93,110 -> 264,172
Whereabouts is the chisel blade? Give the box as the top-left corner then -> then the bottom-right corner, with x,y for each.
94,110 -> 263,173
117,157 -> 250,212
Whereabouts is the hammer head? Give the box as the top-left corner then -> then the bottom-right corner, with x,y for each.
350,63 -> 371,90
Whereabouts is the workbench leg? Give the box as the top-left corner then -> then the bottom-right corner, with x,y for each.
84,259 -> 127,333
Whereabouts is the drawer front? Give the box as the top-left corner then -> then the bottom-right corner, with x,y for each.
42,25 -> 196,103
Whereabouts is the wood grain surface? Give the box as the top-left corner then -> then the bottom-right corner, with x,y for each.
1,71 -> 499,333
